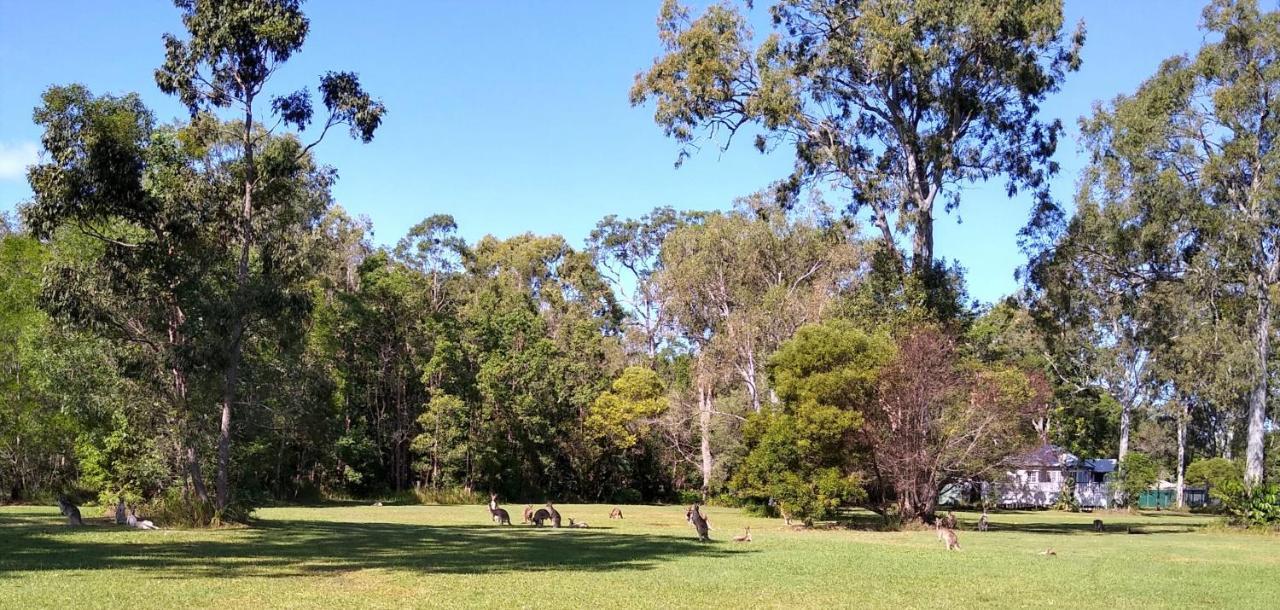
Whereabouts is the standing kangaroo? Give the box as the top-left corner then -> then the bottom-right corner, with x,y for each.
1092,519 -> 1104,532
977,510 -> 990,532
532,508 -> 551,527
57,497 -> 84,527
936,521 -> 961,551
522,505 -> 534,524
546,502 -> 562,528
687,504 -> 710,541
488,494 -> 511,525
609,507 -> 623,519
942,511 -> 958,529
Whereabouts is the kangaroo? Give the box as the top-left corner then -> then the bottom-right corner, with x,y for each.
126,508 -> 159,530
1092,519 -> 1104,532
114,498 -> 128,525
546,502 -> 562,528
56,496 -> 83,527
942,511 -> 957,530
977,509 -> 990,532
488,494 -> 511,525
687,504 -> 710,541
522,505 -> 534,524
532,508 -> 551,527
1039,547 -> 1057,556
935,521 -> 960,551
609,507 -> 623,519
732,526 -> 752,542
568,518 -> 588,528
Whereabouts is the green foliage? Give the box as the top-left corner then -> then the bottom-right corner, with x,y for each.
1211,482 -> 1280,527
1186,458 -> 1244,491
731,321 -> 890,523
1118,452 -> 1159,505
411,485 -> 486,506
634,0 -> 1083,284
1053,474 -> 1080,512
588,367 -> 668,449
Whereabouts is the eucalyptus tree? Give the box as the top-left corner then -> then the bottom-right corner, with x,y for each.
155,0 -> 386,510
655,203 -> 861,493
632,0 -> 1083,300
24,86 -> 222,506
1041,0 -> 1279,485
588,207 -> 701,361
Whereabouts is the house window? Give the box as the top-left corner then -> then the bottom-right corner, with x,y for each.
1039,469 -> 1051,483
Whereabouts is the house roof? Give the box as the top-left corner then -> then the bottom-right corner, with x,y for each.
1009,445 -> 1117,470
1083,458 -> 1117,473
1010,444 -> 1079,467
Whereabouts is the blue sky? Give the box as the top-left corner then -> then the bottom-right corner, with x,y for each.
0,1 -> 1212,303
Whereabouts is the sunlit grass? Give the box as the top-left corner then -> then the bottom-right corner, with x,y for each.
2,503 -> 1277,608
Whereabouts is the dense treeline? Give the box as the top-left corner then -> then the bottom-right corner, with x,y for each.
2,0 -> 1277,526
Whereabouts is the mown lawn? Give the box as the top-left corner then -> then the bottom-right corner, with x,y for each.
1,503 -> 1277,608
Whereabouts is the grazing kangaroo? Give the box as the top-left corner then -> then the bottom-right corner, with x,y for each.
687,504 -> 710,541
546,502 -> 562,528
977,510 -> 989,532
488,494 -> 511,525
942,511 -> 957,529
732,526 -> 752,542
935,522 -> 960,551
522,505 -> 534,524
609,507 -> 623,519
57,497 -> 84,527
532,508 -> 551,527
1092,519 -> 1104,532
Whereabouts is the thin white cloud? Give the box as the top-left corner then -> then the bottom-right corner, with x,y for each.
0,141 -> 39,182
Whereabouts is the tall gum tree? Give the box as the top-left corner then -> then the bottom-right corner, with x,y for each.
1033,0 -> 1278,485
632,0 -> 1083,297
155,0 -> 385,511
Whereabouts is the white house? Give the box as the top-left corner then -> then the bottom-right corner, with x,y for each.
986,444 -> 1117,509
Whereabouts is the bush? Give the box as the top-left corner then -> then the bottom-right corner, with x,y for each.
412,485 -> 486,506
1118,452 -> 1158,506
1186,457 -> 1243,491
1212,482 -> 1280,527
675,489 -> 703,505
610,488 -> 643,505
1053,475 -> 1080,512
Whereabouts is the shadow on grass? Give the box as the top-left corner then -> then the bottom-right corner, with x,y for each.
0,508 -> 739,579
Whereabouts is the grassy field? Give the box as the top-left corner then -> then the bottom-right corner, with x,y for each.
2,503 -> 1277,609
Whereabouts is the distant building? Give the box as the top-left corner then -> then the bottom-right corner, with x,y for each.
986,444 -> 1117,509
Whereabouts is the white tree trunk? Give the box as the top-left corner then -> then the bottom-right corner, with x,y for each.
1244,282 -> 1270,487
1176,403 -> 1187,509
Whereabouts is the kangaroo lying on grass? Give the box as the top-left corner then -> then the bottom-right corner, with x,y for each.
488,494 -> 511,525
57,497 -> 83,526
568,518 -> 589,528
732,526 -> 752,542
935,521 -> 960,551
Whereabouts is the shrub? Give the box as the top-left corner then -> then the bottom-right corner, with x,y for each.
1054,475 -> 1080,512
1212,482 -> 1280,527
675,490 -> 703,505
611,488 -> 643,505
1118,452 -> 1158,506
1186,457 -> 1243,491
412,485 -> 486,506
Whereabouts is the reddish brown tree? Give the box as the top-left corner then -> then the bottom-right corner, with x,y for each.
866,328 -> 1048,523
